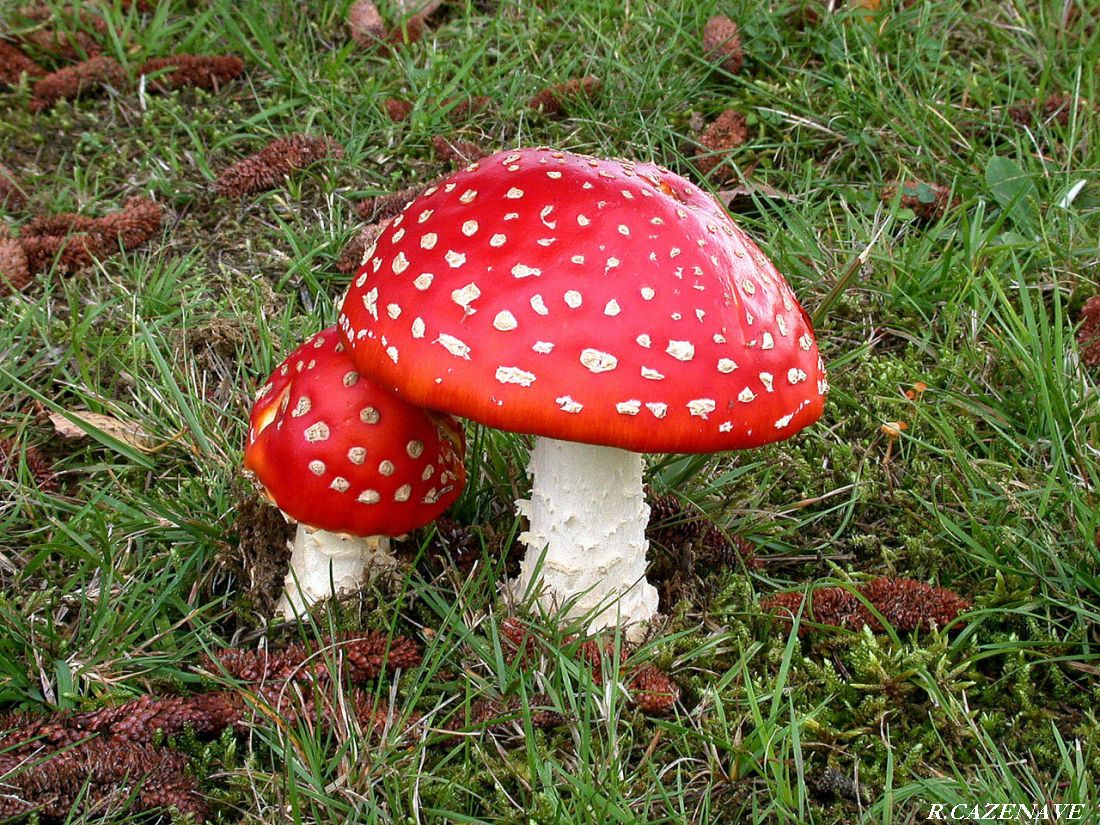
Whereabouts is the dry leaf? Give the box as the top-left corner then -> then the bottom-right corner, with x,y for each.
716,182 -> 797,210
49,410 -> 157,450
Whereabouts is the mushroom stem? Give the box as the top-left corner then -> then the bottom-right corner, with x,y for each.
276,525 -> 395,619
514,436 -> 659,639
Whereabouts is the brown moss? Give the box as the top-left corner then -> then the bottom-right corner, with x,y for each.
694,109 -> 748,180
761,577 -> 971,636
383,97 -> 413,122
880,180 -> 956,222
0,40 -> 45,85
431,135 -> 488,164
703,15 -> 743,75
528,75 -> 600,116
13,5 -> 107,62
627,665 -> 680,714
1008,93 -> 1083,128
356,181 -> 434,222
139,54 -> 244,93
0,437 -> 57,490
336,219 -> 391,274
224,492 -> 294,614
348,0 -> 385,46
213,134 -> 344,197
1078,295 -> 1100,368
0,738 -> 204,821
30,56 -> 127,112
203,630 -> 422,683
0,238 -> 31,295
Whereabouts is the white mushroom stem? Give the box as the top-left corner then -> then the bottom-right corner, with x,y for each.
276,525 -> 396,619
514,436 -> 659,640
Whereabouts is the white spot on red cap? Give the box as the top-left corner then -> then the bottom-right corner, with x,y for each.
420,233 -> 437,250
564,290 -> 582,308
459,189 -> 477,203
496,366 -> 537,386
788,368 -> 807,384
577,214 -> 590,226
304,422 -> 330,442
775,413 -> 794,428
437,333 -> 471,359
666,340 -> 695,361
738,388 -> 756,403
421,464 -> 434,481
646,402 -> 667,418
546,170 -> 562,179
411,317 -> 426,338
571,255 -> 585,264
308,460 -> 325,476
505,187 -> 524,199
445,250 -> 467,268
799,333 -> 812,351
391,252 -> 410,275
462,220 -> 479,236
713,333 -> 726,344
392,228 -> 406,244
759,372 -> 774,392
777,315 -> 789,336
719,421 -> 733,432
414,273 -> 434,290
641,287 -> 655,300
556,395 -> 583,413
761,332 -> 775,350
490,233 -> 506,247
347,447 -> 366,465
532,341 -> 555,354
395,484 -> 412,502
330,477 -> 350,493
617,225 -> 630,236
530,295 -> 549,315
418,209 -> 433,223
378,460 -> 395,476
342,371 -> 359,387
407,440 -> 424,458
636,334 -> 651,348
641,366 -> 664,380
504,212 -> 519,220
670,247 -> 681,258
540,205 -> 556,228
386,346 -> 399,363
360,407 -> 379,424
616,399 -> 641,415
451,282 -> 481,312
688,399 -> 716,418
493,310 -> 518,331
358,489 -> 380,504
580,348 -> 617,373
386,303 -> 401,319
604,299 -> 620,316
717,358 -> 737,373
292,396 -> 312,417
512,263 -> 541,278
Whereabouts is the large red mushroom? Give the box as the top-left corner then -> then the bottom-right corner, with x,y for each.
245,327 -> 467,617
336,147 -> 826,636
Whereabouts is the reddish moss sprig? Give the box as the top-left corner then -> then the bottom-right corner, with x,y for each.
0,438 -> 57,490
0,738 -> 205,821
761,577 -> 971,636
0,40 -> 45,86
0,238 -> 31,295
139,54 -> 244,93
529,76 -> 601,116
1008,93 -> 1085,128
1077,295 -> 1100,368
30,56 -> 127,112
357,181 -> 435,222
432,135 -> 488,164
383,97 -> 413,122
203,631 -> 422,683
214,134 -> 344,197
647,489 -> 759,573
13,5 -> 107,62
694,109 -> 748,180
702,15 -> 743,75
880,180 -> 956,223
336,219 -> 392,274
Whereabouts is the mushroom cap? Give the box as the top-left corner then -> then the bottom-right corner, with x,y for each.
337,147 -> 826,453
244,327 -> 466,536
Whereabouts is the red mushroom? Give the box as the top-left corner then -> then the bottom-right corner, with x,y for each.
336,147 -> 826,636
245,327 -> 467,617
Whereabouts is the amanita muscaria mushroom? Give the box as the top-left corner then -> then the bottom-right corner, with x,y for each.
245,327 -> 467,617
336,147 -> 827,636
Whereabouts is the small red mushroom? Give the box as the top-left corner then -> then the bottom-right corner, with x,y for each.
335,148 -> 826,636
245,327 -> 467,617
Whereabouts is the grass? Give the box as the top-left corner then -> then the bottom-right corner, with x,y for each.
0,0 -> 1098,822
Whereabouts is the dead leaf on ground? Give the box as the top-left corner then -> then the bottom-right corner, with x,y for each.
49,410 -> 157,451
716,182 -> 798,210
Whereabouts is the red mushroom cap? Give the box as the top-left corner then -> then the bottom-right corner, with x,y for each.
337,147 -> 826,453
244,327 -> 466,536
